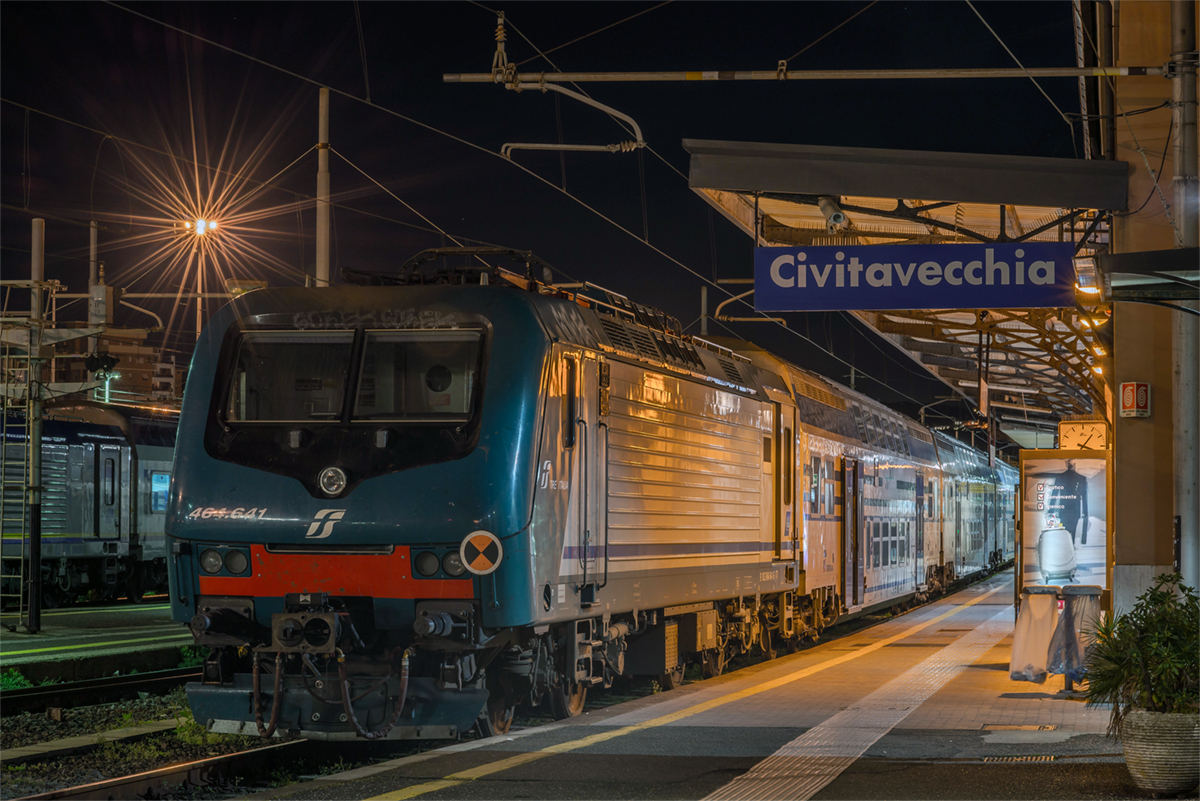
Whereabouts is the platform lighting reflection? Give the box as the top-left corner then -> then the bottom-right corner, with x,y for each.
1076,283 -> 1102,295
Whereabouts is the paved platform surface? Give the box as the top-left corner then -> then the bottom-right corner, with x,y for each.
0,602 -> 192,681
254,572 -> 1174,801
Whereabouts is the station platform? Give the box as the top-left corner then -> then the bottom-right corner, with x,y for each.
0,602 -> 193,682
255,571 -> 1153,801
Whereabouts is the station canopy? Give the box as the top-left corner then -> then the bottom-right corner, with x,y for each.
685,139 -> 1130,448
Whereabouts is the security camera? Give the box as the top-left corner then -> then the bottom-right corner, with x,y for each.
818,196 -> 846,233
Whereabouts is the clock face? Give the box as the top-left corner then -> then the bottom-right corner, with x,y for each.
1059,422 -> 1107,450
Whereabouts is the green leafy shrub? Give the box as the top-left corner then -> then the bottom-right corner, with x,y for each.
178,646 -> 207,668
0,668 -> 33,690
1084,573 -> 1200,738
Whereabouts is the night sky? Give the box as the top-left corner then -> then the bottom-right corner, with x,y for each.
1,1 -> 1084,425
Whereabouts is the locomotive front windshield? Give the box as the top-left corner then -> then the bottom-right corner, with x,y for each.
225,329 -> 482,424
354,330 -> 481,421
227,331 -> 355,421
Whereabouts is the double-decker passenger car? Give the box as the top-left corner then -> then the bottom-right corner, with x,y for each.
169,249 -> 1015,740
2,408 -> 175,608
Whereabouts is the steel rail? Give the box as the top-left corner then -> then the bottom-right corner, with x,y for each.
1,667 -> 202,717
15,740 -> 310,801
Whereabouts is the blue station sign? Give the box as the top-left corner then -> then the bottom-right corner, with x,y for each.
754,243 -> 1077,311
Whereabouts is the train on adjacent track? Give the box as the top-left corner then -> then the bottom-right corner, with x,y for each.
169,248 -> 1016,741
1,406 -> 177,609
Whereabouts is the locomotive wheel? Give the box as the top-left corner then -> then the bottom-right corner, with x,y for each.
548,678 -> 587,719
659,665 -> 685,690
484,695 -> 515,736
124,570 -> 146,604
699,648 -> 725,679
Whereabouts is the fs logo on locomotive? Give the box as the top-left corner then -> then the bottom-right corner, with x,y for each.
305,509 -> 346,539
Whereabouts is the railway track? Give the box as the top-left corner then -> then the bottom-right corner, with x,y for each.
1,666 -> 202,717
15,740 -> 311,801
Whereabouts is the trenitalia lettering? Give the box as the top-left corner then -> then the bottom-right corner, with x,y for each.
755,244 -> 1076,312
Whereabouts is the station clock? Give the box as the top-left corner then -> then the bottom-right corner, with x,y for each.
1058,420 -> 1108,450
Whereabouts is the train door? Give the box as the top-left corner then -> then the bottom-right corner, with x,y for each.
577,353 -> 607,604
774,404 -> 797,562
96,444 -> 124,538
842,458 -> 864,607
915,471 -> 925,589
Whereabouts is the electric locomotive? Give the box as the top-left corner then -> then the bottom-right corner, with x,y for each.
169,248 -> 1015,740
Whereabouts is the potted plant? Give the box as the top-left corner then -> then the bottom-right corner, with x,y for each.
1084,573 -> 1199,796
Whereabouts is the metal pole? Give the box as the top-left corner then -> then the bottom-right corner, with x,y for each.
316,88 -> 331,287
1172,0 -> 1199,588
700,286 -> 708,336
27,218 -> 44,634
444,66 -> 1165,84
196,266 -> 203,341
88,221 -> 98,385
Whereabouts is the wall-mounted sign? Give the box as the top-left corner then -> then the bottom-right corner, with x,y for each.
1018,450 -> 1109,590
1119,382 -> 1151,418
754,243 -> 1076,311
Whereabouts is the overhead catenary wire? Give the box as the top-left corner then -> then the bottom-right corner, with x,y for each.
509,0 -> 675,68
963,0 -> 1074,129
0,99 -> 497,246
783,1 -> 879,65
86,0 -> 973,409
353,0 -> 372,103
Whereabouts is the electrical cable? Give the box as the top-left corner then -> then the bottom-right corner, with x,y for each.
353,0 -> 372,103
86,1 -> 968,408
0,99 -> 493,244
508,1 -> 675,68
1116,115 -> 1174,217
1076,14 -> 1183,243
964,0 -> 1073,128
784,1 -> 878,65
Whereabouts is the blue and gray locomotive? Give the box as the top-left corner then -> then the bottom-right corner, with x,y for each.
169,248 -> 1016,740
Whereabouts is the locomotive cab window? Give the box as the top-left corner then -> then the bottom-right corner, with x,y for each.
227,331 -> 354,421
354,330 -> 481,421
562,356 -> 577,449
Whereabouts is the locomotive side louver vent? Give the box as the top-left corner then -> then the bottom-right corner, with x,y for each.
598,317 -> 637,353
627,327 -> 661,361
717,357 -> 742,384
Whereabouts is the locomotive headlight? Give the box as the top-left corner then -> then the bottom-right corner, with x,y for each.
224,549 -> 249,575
442,552 -> 466,577
415,551 -> 440,577
199,549 -> 223,574
318,466 -> 347,496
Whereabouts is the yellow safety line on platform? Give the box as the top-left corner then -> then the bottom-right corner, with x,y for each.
3,633 -> 193,656
366,581 -> 1009,801
0,604 -> 170,620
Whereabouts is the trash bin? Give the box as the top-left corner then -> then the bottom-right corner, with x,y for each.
1010,585 -> 1060,683
1047,585 -> 1103,685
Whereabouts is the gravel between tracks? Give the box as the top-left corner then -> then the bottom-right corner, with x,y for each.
1,691 -> 188,751
1,689 -> 262,799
